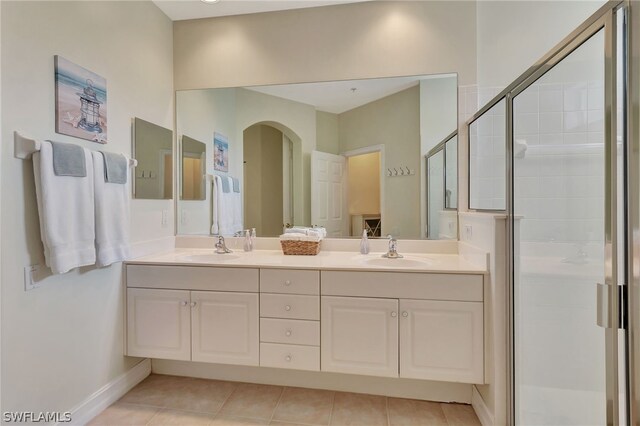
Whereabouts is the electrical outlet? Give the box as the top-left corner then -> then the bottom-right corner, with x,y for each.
24,265 -> 42,291
181,210 -> 187,225
161,210 -> 169,227
464,225 -> 473,240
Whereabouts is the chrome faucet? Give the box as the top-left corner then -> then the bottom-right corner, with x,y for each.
215,236 -> 233,254
382,235 -> 403,259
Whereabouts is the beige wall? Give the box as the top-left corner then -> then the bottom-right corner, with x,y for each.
1,0 -> 174,415
243,125 -> 263,235
348,152 -> 381,217
243,124 -> 284,237
173,1 -> 477,90
339,86 -> 421,238
316,111 -> 340,155
259,126 -> 284,237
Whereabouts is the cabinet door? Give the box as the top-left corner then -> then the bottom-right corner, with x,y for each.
321,296 -> 398,377
127,288 -> 191,360
191,291 -> 259,365
400,299 -> 483,383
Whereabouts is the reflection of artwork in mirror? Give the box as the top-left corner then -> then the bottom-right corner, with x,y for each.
426,131 -> 458,240
214,133 -> 229,172
132,117 -> 173,200
175,74 -> 459,239
181,135 -> 206,201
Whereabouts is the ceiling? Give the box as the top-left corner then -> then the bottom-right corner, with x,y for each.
247,74 -> 456,114
153,0 -> 368,21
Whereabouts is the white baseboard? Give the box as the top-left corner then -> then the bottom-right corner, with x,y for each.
61,359 -> 151,426
472,385 -> 494,426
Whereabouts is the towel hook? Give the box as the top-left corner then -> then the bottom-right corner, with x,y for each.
405,166 -> 411,175
393,168 -> 399,176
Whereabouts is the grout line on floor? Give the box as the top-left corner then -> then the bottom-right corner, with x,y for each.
385,396 -> 391,426
268,385 -> 287,424
327,391 -> 336,426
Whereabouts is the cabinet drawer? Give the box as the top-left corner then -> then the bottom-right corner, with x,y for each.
260,294 -> 319,320
126,265 -> 259,292
321,271 -> 483,302
260,269 -> 319,295
260,343 -> 320,371
260,318 -> 319,346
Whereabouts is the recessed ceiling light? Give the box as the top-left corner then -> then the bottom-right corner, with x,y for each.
201,0 -> 220,4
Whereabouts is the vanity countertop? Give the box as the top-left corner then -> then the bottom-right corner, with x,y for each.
127,248 -> 487,274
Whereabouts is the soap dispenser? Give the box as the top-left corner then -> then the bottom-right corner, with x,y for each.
244,230 -> 252,252
360,229 -> 370,255
251,228 -> 257,249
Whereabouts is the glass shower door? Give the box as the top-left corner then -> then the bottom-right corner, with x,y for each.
511,13 -> 626,425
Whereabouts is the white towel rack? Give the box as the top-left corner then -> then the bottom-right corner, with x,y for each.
14,131 -> 138,167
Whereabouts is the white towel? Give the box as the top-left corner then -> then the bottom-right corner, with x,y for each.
212,176 -> 242,236
229,177 -> 243,234
211,176 -> 222,234
92,151 -> 131,267
33,141 -> 96,274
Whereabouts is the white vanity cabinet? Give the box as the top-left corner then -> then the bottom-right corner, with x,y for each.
259,269 -> 321,371
191,291 -> 259,365
125,261 -> 485,384
320,271 -> 485,384
399,299 -> 484,383
321,296 -> 399,377
125,265 -> 260,365
127,288 -> 191,360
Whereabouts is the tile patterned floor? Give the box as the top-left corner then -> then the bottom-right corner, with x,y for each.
90,374 -> 481,426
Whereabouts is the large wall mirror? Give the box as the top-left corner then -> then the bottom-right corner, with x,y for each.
176,74 -> 459,239
132,117 -> 173,200
426,131 -> 458,240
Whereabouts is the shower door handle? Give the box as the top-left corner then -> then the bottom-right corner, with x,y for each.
596,283 -> 626,329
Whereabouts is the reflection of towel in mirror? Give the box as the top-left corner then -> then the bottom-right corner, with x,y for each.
211,176 -> 242,236
228,177 -> 243,234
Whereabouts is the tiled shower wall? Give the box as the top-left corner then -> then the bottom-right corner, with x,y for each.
513,80 -> 605,246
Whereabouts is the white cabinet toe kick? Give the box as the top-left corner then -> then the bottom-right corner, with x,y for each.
125,264 -> 485,385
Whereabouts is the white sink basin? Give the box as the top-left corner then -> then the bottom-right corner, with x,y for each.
363,257 -> 434,268
180,253 -> 240,263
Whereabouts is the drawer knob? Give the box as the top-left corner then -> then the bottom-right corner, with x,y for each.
285,355 -> 292,362
181,301 -> 188,306
285,305 -> 292,311
285,329 -> 292,337
190,301 -> 197,308
402,311 -> 409,318
391,311 -> 397,318
284,280 -> 292,286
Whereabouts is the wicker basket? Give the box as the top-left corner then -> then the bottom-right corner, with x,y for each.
280,239 -> 321,255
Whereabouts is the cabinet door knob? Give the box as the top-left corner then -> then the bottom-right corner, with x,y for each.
285,355 -> 292,362
190,301 -> 197,307
285,305 -> 292,311
181,301 -> 188,306
285,329 -> 292,337
284,280 -> 292,286
391,311 -> 397,318
402,311 -> 409,317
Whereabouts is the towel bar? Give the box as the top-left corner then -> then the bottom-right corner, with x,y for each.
14,131 -> 138,167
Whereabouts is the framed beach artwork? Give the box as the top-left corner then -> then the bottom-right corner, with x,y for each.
54,55 -> 107,144
213,132 -> 229,172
